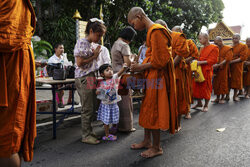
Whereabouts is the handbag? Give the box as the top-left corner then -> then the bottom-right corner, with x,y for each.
53,68 -> 66,80
46,63 -> 62,77
191,60 -> 205,82
52,63 -> 66,80
66,65 -> 76,78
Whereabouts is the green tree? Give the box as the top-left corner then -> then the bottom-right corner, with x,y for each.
33,0 -> 224,57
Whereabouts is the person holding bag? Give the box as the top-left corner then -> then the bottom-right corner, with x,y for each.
192,33 -> 219,112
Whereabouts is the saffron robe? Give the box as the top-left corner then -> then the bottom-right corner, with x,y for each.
187,39 -> 199,103
230,43 -> 248,89
193,45 -> 219,100
243,48 -> 250,86
213,45 -> 233,95
171,32 -> 190,115
0,0 -> 36,162
139,24 -> 178,133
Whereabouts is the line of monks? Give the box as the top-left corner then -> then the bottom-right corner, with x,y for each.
155,20 -> 250,125
172,26 -> 250,115
181,30 -> 249,112
127,7 -> 250,158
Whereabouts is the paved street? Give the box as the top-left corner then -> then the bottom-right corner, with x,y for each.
23,90 -> 250,167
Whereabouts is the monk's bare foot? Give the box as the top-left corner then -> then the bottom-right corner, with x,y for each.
175,126 -> 182,133
131,141 -> 152,150
233,97 -> 240,102
184,113 -> 191,119
191,104 -> 203,109
140,147 -> 163,158
202,107 -> 208,112
219,99 -> 225,104
245,95 -> 250,99
211,99 -> 219,103
238,91 -> 244,96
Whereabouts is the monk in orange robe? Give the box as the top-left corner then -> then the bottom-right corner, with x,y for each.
155,22 -> 190,127
185,39 -> 199,118
192,33 -> 219,112
243,38 -> 250,98
171,26 -> 190,127
169,26 -> 198,120
228,34 -> 248,101
212,36 -> 233,104
0,0 -> 36,166
128,7 -> 178,158
169,26 -> 199,119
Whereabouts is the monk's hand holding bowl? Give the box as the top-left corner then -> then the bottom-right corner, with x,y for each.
130,61 -> 143,72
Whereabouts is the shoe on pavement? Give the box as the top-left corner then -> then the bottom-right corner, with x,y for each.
58,103 -> 65,108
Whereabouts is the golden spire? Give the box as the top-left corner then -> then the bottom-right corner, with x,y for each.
73,10 -> 82,20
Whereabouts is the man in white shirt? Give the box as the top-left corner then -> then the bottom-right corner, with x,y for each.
48,44 -> 77,108
93,44 -> 111,69
48,44 -> 69,65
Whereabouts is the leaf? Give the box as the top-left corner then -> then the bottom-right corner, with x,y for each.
216,128 -> 226,132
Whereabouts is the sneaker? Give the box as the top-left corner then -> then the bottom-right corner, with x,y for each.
67,101 -> 79,105
58,103 -> 65,108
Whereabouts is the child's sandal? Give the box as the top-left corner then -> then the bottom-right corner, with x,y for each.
102,134 -> 117,141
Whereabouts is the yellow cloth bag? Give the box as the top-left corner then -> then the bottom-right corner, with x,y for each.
191,60 -> 205,82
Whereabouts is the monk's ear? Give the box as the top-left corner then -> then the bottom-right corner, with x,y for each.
136,14 -> 142,21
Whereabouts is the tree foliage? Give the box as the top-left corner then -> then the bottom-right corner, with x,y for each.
32,39 -> 53,59
33,0 -> 224,60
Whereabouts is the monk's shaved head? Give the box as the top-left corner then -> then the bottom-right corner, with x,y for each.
232,33 -> 241,45
215,36 -> 223,42
233,33 -> 241,39
198,32 -> 209,45
155,19 -> 168,28
199,32 -> 209,40
246,37 -> 250,42
172,26 -> 182,33
127,7 -> 148,31
128,7 -> 146,21
214,36 -> 223,48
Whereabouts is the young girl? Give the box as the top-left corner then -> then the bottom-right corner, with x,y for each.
74,18 -> 106,145
97,63 -> 128,141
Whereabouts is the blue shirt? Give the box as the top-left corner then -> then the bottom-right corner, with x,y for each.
138,44 -> 147,64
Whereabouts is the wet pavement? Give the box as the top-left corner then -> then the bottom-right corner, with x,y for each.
22,90 -> 250,167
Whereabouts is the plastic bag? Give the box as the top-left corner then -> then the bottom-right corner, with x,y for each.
191,60 -> 205,83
